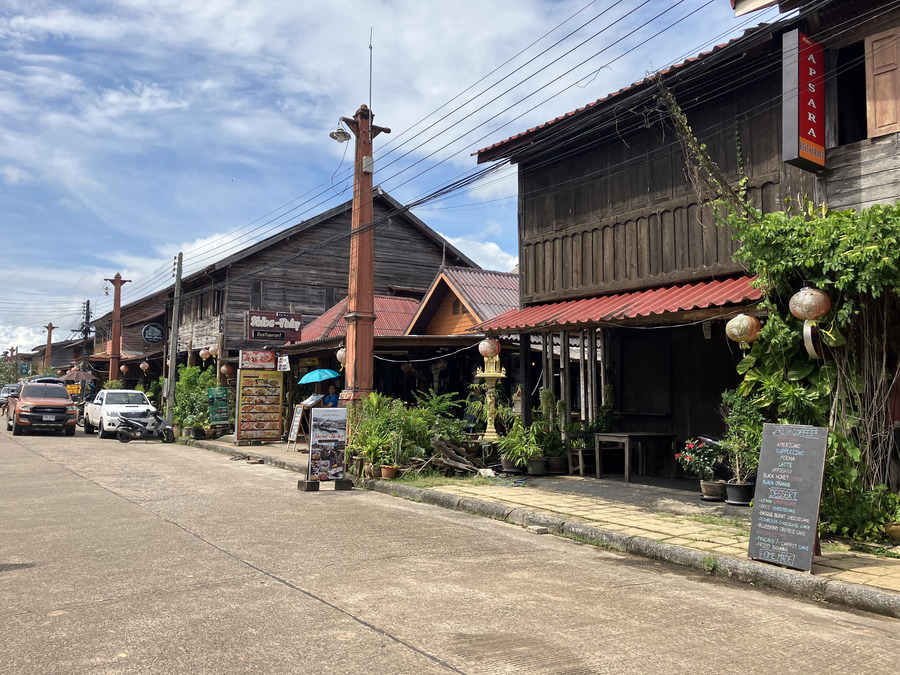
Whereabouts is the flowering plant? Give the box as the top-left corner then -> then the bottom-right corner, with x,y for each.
675,438 -> 719,481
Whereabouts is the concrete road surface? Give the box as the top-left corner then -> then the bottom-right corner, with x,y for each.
2,431 -> 899,674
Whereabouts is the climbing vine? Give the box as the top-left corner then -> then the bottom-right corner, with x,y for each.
659,81 -> 900,539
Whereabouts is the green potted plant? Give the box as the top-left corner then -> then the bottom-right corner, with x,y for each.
719,389 -> 765,505
676,438 -> 725,501
496,418 -> 543,473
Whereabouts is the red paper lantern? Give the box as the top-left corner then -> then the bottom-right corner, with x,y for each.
199,348 -> 211,360
120,364 -> 129,374
220,363 -> 233,377
140,361 -> 150,372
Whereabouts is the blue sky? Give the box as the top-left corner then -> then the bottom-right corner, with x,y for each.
0,0 -> 779,356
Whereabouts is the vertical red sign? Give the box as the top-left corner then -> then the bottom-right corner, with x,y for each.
797,32 -> 825,167
783,30 -> 826,171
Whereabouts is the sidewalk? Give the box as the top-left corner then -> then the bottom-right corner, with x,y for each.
186,435 -> 900,618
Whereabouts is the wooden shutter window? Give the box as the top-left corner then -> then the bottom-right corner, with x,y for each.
865,27 -> 900,138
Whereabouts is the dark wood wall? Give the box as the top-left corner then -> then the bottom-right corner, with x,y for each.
206,201 -> 470,353
517,76 -> 818,304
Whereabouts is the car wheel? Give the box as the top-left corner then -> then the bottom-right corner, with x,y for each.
84,418 -> 95,434
65,426 -> 76,436
99,420 -> 109,439
12,420 -> 23,436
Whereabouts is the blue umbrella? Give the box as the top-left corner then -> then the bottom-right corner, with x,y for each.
298,368 -> 341,385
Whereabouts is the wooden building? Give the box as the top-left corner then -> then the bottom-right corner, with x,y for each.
473,1 -> 900,477
284,266 -> 521,401
91,188 -> 476,386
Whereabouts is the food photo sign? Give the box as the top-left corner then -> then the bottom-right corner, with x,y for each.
307,407 -> 347,481
235,370 -> 283,442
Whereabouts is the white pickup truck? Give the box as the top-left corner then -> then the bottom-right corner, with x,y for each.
84,389 -> 157,438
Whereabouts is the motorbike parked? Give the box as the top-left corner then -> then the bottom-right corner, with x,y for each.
116,410 -> 176,444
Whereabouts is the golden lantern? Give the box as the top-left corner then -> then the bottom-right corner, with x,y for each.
725,314 -> 762,350
789,286 -> 831,325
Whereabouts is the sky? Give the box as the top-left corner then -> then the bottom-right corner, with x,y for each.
0,0 -> 782,357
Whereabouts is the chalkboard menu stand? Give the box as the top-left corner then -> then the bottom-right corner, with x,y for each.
748,423 -> 829,573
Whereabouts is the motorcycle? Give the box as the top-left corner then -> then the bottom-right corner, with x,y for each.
116,410 -> 176,444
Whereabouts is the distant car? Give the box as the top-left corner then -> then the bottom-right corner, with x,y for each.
1,383 -> 20,411
83,389 -> 157,439
6,382 -> 77,436
32,376 -> 68,386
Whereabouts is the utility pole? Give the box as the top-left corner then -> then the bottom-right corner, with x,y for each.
105,273 -> 131,379
166,253 -> 183,425
43,323 -> 55,372
81,301 -> 91,371
338,104 -> 389,406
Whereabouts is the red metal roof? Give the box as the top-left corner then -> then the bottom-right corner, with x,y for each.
299,295 -> 420,342
441,266 -> 519,319
470,276 -> 762,333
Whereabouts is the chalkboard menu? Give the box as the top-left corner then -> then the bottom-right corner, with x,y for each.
748,423 -> 828,572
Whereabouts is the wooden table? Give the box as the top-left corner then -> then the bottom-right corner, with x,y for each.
592,432 -> 675,482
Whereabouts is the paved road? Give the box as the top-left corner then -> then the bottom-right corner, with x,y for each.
2,431 -> 899,674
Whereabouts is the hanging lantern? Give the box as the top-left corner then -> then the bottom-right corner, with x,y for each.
725,314 -> 762,350
120,364 -> 129,374
336,346 -> 347,365
199,348 -> 211,360
478,338 -> 501,358
140,361 -> 150,372
220,363 -> 233,377
208,345 -> 218,357
789,286 -> 831,324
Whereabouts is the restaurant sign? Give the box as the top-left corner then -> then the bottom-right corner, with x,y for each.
244,310 -> 303,341
782,29 -> 825,172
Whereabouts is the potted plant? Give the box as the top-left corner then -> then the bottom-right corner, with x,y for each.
496,418 -> 543,474
676,438 -> 725,501
719,389 -> 765,506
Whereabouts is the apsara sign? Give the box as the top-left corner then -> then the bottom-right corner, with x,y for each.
782,29 -> 825,171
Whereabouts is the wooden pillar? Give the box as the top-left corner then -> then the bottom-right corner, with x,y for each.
560,330 -> 570,423
104,273 -> 130,379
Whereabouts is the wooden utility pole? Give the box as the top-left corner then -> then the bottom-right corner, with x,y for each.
43,323 -> 55,371
339,104 -> 389,406
105,273 -> 131,379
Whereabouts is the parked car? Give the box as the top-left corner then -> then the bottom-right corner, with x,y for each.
32,376 -> 67,385
83,389 -> 157,439
6,382 -> 77,436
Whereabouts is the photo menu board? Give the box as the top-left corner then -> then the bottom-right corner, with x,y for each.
236,369 -> 283,442
748,423 -> 828,572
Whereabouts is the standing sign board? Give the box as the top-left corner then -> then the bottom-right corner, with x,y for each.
207,387 -> 230,426
235,370 -> 283,441
307,407 -> 347,481
748,423 -> 828,572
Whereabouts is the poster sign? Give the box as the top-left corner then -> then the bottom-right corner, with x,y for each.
244,310 -> 302,341
782,29 -> 825,171
235,369 -> 283,441
748,423 -> 828,572
239,350 -> 276,370
307,407 -> 347,481
277,355 -> 290,371
207,387 -> 230,426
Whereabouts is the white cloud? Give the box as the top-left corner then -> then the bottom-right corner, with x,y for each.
440,233 -> 518,273
0,164 -> 32,184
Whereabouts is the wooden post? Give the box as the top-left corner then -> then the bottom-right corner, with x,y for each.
104,273 -> 131,379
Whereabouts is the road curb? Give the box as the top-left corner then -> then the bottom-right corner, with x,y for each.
363,480 -> 900,619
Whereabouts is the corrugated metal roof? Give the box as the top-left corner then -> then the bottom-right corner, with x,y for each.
442,266 -> 519,319
299,295 -> 420,342
470,276 -> 762,333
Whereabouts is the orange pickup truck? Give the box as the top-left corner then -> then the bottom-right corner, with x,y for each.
6,382 -> 78,436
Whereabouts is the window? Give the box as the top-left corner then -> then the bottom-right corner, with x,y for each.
833,28 -> 900,144
452,299 -> 460,315
251,281 -> 263,310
